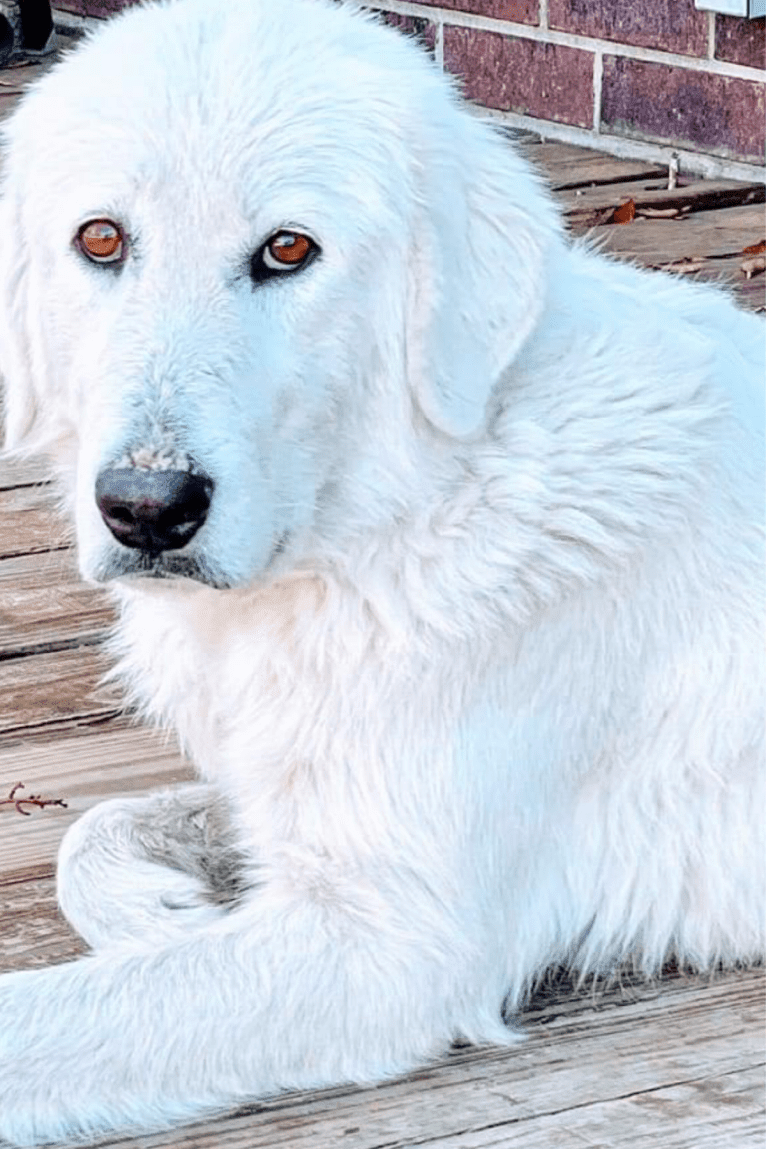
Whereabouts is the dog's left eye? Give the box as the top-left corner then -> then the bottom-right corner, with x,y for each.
76,219 -> 125,264
252,231 -> 318,282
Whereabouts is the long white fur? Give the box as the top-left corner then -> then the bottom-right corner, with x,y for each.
0,0 -> 763,1143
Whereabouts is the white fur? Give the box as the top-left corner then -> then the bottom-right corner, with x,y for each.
0,0 -> 763,1143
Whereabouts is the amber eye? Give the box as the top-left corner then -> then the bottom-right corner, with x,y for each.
262,232 -> 314,271
76,219 -> 125,264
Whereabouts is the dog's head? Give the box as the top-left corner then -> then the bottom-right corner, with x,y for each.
0,0 -> 560,589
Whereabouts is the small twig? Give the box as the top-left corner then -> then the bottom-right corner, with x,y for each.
652,256 -> 708,275
636,205 -> 691,220
0,782 -> 68,816
741,254 -> 766,280
667,153 -> 679,191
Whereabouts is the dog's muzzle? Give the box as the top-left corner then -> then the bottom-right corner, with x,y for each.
95,467 -> 214,553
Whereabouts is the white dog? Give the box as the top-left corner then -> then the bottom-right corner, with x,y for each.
0,0 -> 763,1142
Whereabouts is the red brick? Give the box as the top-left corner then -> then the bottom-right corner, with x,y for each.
53,0 -> 137,15
549,0 -> 708,57
714,15 -> 766,69
602,56 -> 765,163
443,25 -> 594,127
378,11 -> 437,54
413,0 -> 539,26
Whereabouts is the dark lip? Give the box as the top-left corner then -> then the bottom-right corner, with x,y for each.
94,532 -> 293,589
95,549 -> 231,589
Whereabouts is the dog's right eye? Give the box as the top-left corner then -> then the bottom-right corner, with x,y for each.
75,219 -> 125,264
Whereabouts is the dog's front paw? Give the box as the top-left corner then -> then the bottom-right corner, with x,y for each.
0,948 -> 243,1146
0,962 -> 156,1145
0,967 -> 79,1145
58,855 -> 227,949
56,792 -> 235,950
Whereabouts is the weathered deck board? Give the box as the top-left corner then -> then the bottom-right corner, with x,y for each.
521,140 -> 668,190
0,645 -> 120,733
0,36 -> 764,1149
560,178 -> 764,228
0,481 -> 70,558
0,550 -> 113,652
0,726 -> 192,880
0,457 -> 49,487
0,875 -> 87,969
591,203 -> 765,264
522,139 -> 765,310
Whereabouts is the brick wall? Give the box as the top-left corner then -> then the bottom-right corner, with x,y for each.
53,0 -> 131,15
378,1 -> 765,174
52,1 -> 765,175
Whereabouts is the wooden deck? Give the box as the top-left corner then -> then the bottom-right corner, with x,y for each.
1,45 -> 765,1149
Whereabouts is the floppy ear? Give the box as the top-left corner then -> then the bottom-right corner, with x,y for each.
0,186 -> 42,453
406,109 -> 561,438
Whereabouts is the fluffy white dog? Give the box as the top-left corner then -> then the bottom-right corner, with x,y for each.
0,0 -> 763,1142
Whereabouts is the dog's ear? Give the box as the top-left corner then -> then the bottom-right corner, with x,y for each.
406,108 -> 560,437
0,191 -> 40,453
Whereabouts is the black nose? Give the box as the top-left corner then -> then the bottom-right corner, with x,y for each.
95,468 -> 213,553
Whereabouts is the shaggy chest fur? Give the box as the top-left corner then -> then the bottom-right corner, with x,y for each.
0,0 -> 761,1142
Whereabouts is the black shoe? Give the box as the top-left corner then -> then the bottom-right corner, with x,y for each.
0,14 -> 15,67
21,27 -> 57,57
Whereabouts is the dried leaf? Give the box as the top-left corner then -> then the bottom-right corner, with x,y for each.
611,199 -> 636,225
741,239 -> 766,255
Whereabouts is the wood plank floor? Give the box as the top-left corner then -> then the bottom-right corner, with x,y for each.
1,35 -> 765,1149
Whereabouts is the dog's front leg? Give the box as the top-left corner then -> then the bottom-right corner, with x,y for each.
0,874 -> 495,1146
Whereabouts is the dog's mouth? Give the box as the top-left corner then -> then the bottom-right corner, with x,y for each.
96,548 -> 231,589
94,531 -> 293,590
